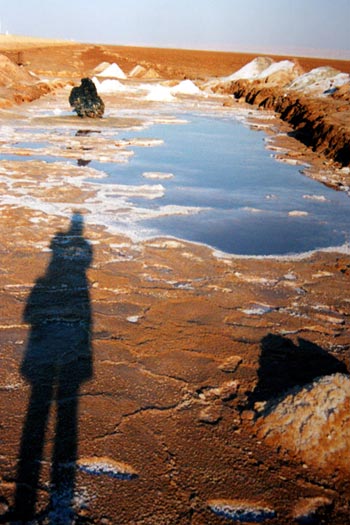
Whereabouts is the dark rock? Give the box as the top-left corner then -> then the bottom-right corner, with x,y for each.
69,78 -> 104,118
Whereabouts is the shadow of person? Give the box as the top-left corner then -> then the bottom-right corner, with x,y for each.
249,334 -> 348,408
13,212 -> 93,523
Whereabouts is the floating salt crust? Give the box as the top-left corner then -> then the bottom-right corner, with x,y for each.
142,171 -> 174,180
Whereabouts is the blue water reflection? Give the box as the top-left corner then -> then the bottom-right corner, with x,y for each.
91,114 -> 350,255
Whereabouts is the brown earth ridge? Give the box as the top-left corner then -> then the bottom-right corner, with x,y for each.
218,79 -> 350,166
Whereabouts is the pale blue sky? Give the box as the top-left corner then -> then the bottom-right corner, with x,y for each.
1,0 -> 350,58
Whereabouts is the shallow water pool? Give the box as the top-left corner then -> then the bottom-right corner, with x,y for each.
1,109 -> 349,256
89,113 -> 350,255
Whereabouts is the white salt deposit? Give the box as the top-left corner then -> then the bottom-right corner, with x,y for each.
303,194 -> 327,202
127,315 -> 141,323
242,207 -> 264,213
145,84 -> 175,102
77,457 -> 138,479
170,79 -> 201,95
257,60 -> 296,79
226,57 -> 275,81
240,304 -> 273,315
288,210 -> 309,217
93,77 -> 126,93
288,67 -> 349,94
127,138 -> 164,147
97,62 -> 127,80
208,499 -> 276,521
99,183 -> 165,200
142,171 -> 174,180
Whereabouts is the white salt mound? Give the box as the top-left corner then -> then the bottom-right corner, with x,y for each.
93,77 -> 126,93
257,60 -> 296,79
226,57 -> 275,81
288,66 -> 349,94
145,84 -> 174,102
97,62 -> 127,80
171,79 -> 201,95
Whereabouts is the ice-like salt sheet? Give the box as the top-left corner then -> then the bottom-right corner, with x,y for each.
2,106 -> 350,257
288,210 -> 309,217
303,194 -> 327,202
97,183 -> 165,200
142,171 -> 174,180
151,116 -> 189,125
77,457 -> 138,479
124,138 -> 164,147
242,207 -> 264,214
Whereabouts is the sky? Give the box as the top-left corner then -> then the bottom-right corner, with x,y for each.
1,0 -> 350,59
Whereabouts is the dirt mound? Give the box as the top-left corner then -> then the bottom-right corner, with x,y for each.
129,64 -> 161,79
257,373 -> 350,473
0,53 -> 36,86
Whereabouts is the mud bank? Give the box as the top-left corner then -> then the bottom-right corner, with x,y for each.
0,80 -> 65,109
220,79 -> 350,167
0,53 -> 67,109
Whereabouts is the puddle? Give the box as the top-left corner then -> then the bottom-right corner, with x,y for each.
1,107 -> 350,256
88,114 -> 350,255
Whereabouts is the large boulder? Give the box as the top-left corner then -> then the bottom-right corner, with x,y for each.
69,78 -> 105,118
256,373 -> 350,474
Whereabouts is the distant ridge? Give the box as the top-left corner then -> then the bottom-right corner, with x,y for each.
0,34 -> 74,49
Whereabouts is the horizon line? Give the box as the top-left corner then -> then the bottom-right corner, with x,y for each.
1,32 -> 350,61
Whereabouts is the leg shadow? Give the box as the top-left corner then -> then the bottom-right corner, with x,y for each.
12,212 -> 93,523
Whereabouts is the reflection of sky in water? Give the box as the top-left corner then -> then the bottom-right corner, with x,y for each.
90,114 -> 350,255
1,113 -> 350,255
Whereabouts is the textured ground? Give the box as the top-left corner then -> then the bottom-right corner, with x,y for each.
0,37 -> 349,524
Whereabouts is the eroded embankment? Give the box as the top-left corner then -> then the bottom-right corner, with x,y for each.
221,80 -> 350,167
0,81 -> 66,109
0,53 -> 68,109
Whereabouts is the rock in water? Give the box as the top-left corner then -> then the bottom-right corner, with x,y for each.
69,78 -> 104,118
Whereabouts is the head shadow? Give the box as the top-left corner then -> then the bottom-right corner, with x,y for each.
13,211 -> 93,523
248,333 -> 348,409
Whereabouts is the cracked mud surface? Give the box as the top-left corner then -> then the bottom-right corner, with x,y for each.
1,187 -> 350,523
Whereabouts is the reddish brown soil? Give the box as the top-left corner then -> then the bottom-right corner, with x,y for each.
1,41 -> 349,80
